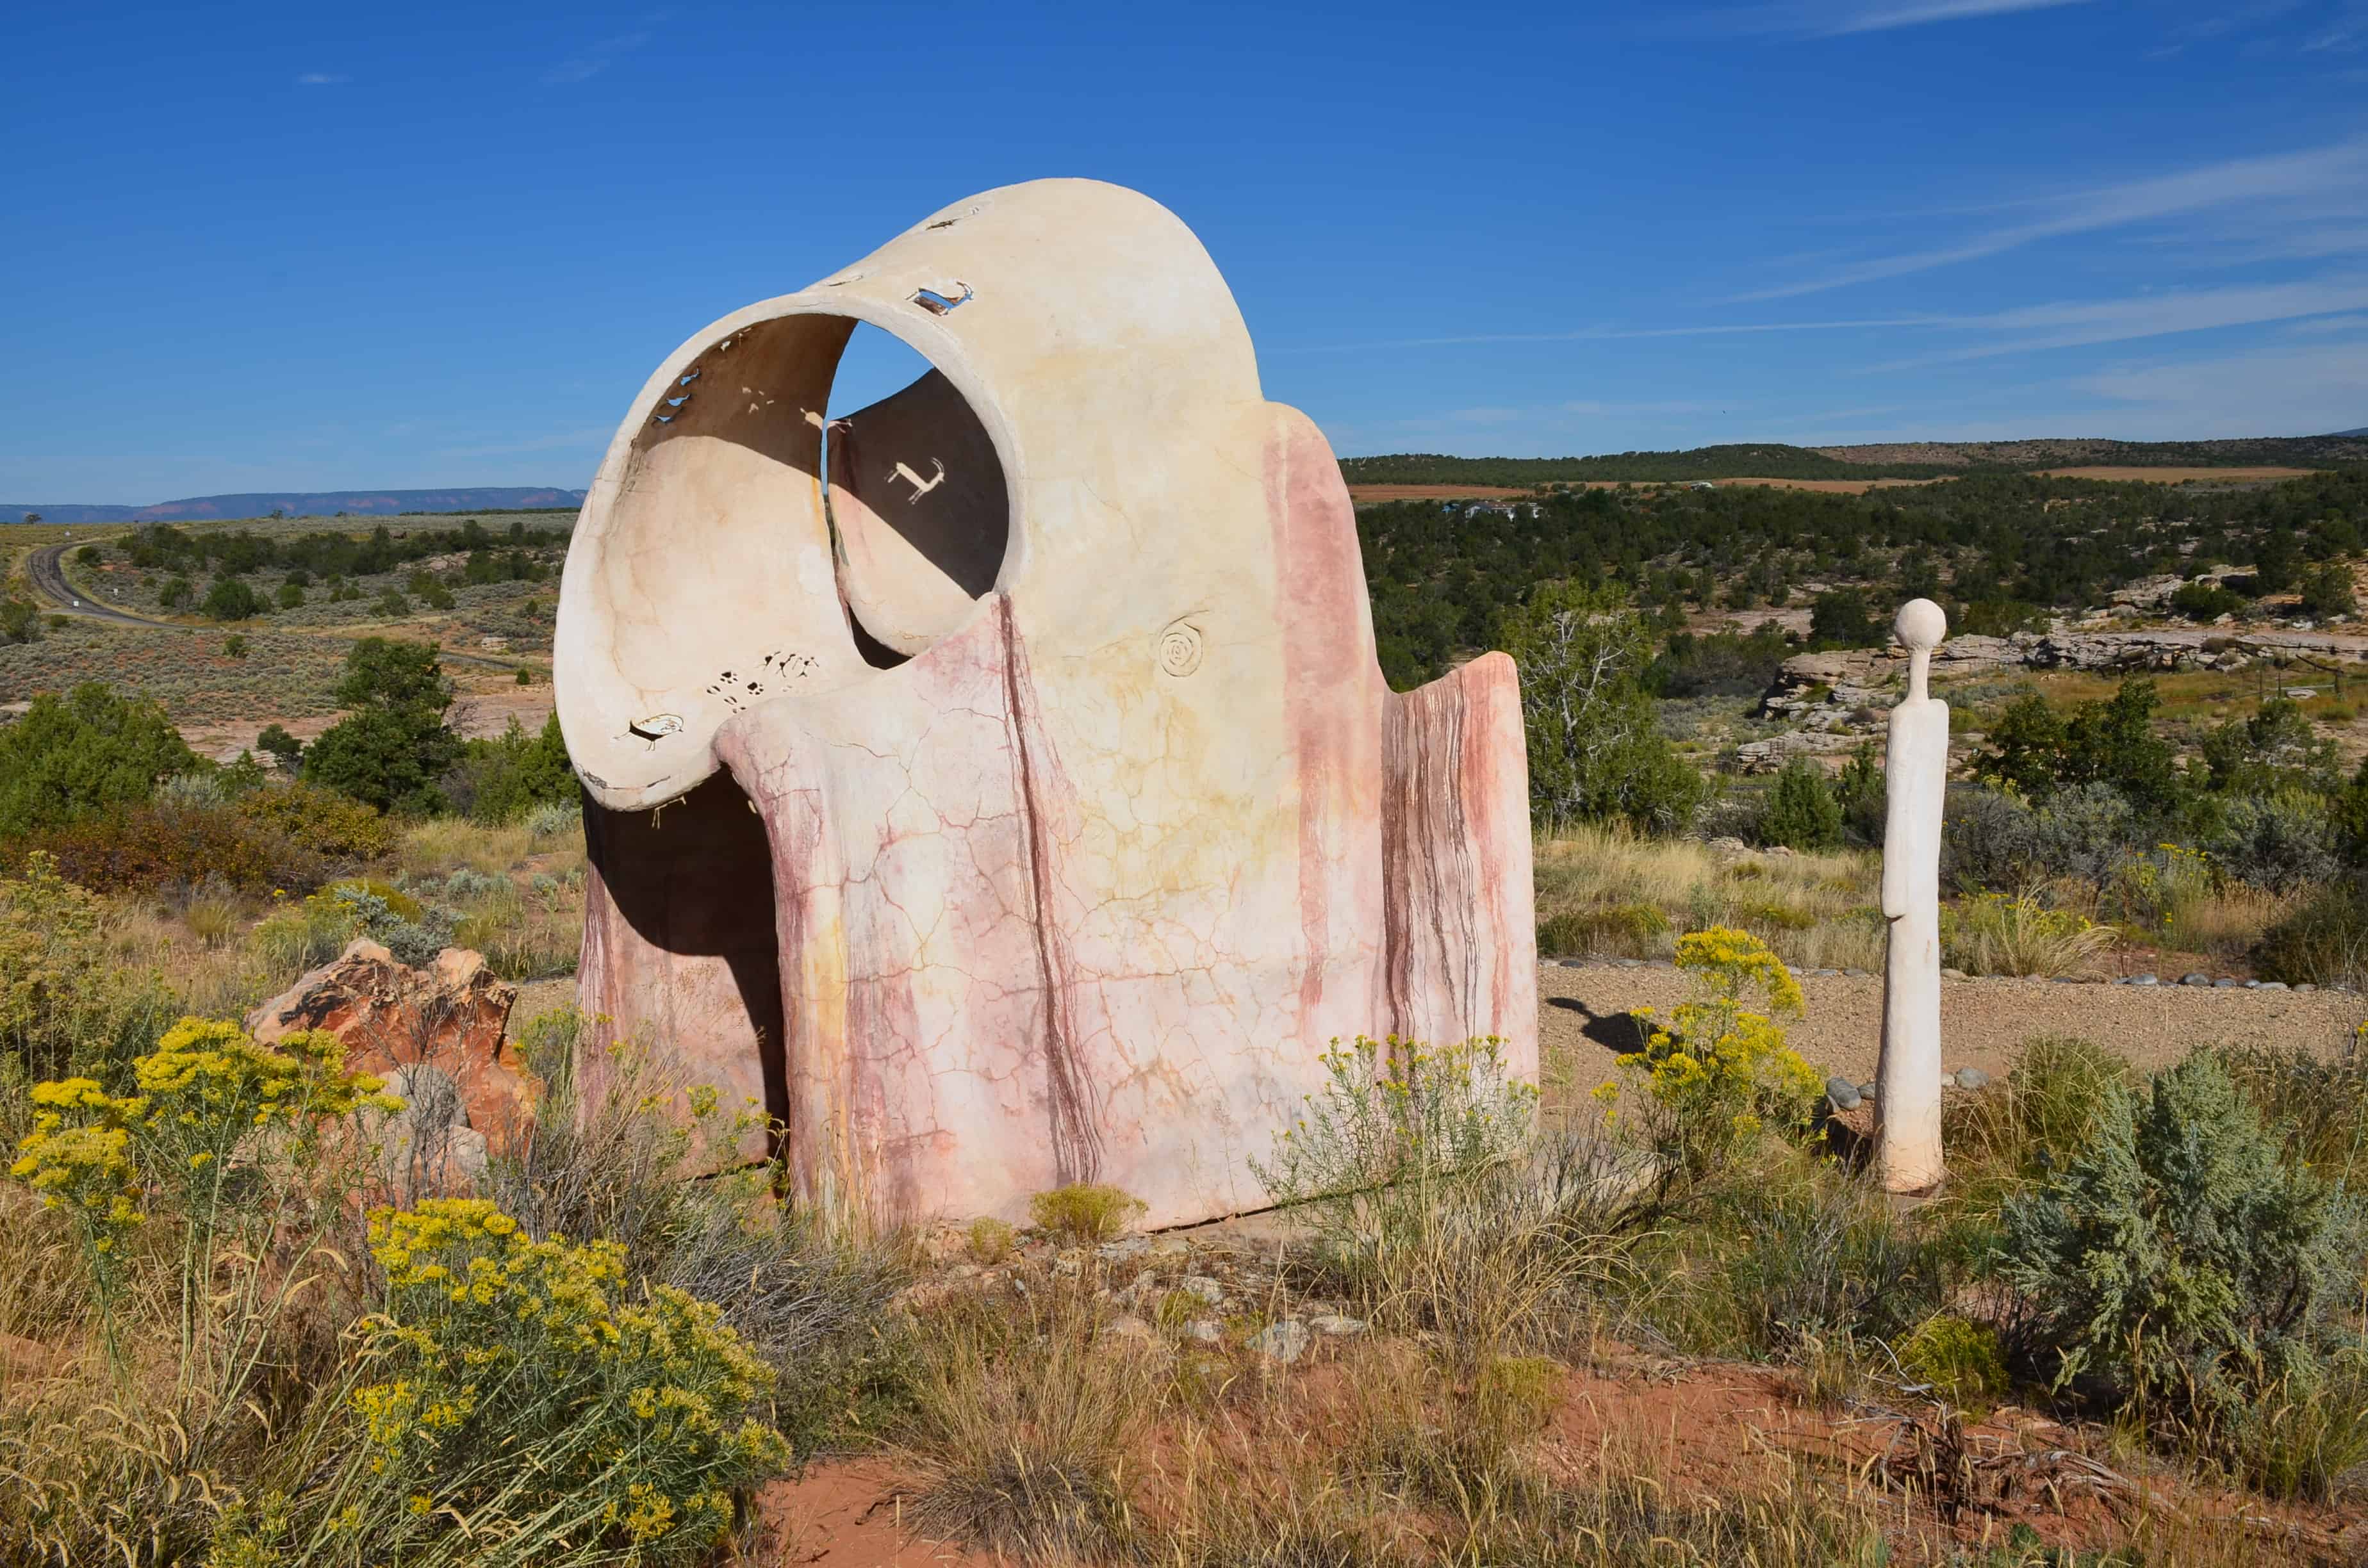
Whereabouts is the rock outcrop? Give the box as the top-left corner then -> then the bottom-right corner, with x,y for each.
248,940 -> 528,1152
1743,621 -> 2368,773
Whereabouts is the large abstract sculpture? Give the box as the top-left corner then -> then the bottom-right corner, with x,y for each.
1875,598 -> 1949,1192
554,179 -> 1536,1230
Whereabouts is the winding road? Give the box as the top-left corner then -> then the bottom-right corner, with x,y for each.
17,537 -> 531,671
24,541 -> 168,627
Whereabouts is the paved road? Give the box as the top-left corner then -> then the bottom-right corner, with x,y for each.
24,541 -> 165,627
20,539 -> 529,671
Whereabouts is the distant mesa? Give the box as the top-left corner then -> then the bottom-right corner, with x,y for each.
12,429 -> 2366,523
2,487 -> 588,525
1337,432 -> 2368,487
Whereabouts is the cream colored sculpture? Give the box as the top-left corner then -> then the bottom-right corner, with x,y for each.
554,179 -> 1536,1231
1875,598 -> 1949,1192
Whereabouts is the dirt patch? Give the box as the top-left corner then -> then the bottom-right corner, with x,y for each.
177,676 -> 552,763
752,1460 -> 982,1565
1347,484 -> 1533,503
1540,962 -> 2367,1090
1692,476 -> 1939,494
2036,466 -> 2323,484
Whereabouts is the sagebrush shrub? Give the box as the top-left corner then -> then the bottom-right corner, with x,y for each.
0,852 -> 178,1088
2000,1050 -> 2363,1429
2031,781 -> 2146,891
1899,1314 -> 2008,1406
234,780 -> 392,860
1714,1175 -> 1945,1356
523,797 -> 584,839
1939,784 -> 2042,894
2206,792 -> 2339,894
1028,1183 -> 1145,1244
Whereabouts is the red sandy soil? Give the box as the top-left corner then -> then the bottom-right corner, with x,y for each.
1346,484 -> 1533,502
750,1460 -> 980,1565
746,1343 -> 2368,1565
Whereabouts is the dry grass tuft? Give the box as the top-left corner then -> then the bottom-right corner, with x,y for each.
1029,1183 -> 1147,1245
898,1285 -> 1155,1560
1535,826 -> 1883,970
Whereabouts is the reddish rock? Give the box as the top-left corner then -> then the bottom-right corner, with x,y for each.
247,940 -> 529,1148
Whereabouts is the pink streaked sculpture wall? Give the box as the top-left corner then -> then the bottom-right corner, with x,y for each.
554,179 -> 1534,1230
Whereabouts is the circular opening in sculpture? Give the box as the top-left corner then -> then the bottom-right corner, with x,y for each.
821,321 -> 1012,667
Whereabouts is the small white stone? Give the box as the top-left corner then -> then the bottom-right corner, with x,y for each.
1178,1274 -> 1226,1305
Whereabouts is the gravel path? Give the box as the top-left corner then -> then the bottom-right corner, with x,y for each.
1540,960 -> 2368,1091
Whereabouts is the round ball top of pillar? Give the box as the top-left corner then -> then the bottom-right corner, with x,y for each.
1895,597 -> 1947,653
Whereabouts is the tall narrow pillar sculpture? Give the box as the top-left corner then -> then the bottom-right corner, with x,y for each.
1875,599 -> 1949,1193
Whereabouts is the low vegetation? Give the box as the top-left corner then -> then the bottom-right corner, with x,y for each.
7,469 -> 2368,1561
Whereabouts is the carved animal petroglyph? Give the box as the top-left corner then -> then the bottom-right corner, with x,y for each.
555,179 -> 1535,1230
888,458 -> 947,502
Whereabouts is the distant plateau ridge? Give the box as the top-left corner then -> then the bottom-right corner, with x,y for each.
2,487 -> 588,525
8,430 -> 2366,525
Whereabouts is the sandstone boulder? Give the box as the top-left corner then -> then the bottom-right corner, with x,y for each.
247,940 -> 529,1151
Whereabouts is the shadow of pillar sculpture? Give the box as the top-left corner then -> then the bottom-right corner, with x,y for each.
556,179 -> 1536,1229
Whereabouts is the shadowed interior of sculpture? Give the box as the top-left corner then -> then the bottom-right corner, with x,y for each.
822,324 -> 1010,662
582,772 -> 789,1143
580,312 -> 1016,1127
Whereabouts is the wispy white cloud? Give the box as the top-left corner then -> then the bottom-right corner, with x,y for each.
1314,277 -> 2368,375
1733,135 -> 2368,299
2303,1 -> 2368,50
295,72 -> 349,85
1858,277 -> 2368,367
2279,311 -> 2368,335
545,30 -> 651,85
2071,339 -> 2368,437
1697,0 -> 2091,38
1288,317 -> 1934,353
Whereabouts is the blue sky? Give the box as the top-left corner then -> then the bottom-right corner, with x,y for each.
4,0 -> 2365,502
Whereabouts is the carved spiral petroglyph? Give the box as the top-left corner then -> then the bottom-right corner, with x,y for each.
1156,621 -> 1204,678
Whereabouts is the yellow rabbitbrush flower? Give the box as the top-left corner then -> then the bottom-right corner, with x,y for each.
10,1017 -> 404,1298
1597,927 -> 1821,1178
350,1196 -> 789,1560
